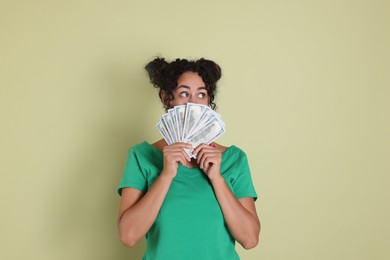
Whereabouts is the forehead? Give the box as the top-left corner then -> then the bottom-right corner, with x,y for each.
177,71 -> 205,87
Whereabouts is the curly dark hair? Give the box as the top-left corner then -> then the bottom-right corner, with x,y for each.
145,57 -> 222,110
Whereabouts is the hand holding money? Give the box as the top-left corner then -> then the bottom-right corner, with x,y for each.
157,103 -> 226,159
161,143 -> 192,178
193,143 -> 223,179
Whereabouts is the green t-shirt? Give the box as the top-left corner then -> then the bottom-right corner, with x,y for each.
118,141 -> 258,260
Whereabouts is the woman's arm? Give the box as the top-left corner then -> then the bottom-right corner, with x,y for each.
117,175 -> 174,247
117,143 -> 192,247
194,144 -> 261,249
210,177 -> 260,249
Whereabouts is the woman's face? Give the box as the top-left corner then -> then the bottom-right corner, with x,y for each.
168,71 -> 209,108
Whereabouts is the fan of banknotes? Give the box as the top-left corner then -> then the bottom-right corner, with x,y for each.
156,103 -> 226,158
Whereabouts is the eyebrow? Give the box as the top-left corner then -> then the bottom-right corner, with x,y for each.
177,85 -> 207,90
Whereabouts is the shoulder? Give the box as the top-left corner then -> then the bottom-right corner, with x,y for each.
220,145 -> 252,178
128,141 -> 150,151
127,141 -> 155,158
214,142 -> 245,154
223,144 -> 248,159
219,144 -> 249,168
126,141 -> 163,168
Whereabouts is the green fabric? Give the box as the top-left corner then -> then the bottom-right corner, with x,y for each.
118,141 -> 258,260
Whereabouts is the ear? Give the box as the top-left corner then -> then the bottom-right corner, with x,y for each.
160,90 -> 170,110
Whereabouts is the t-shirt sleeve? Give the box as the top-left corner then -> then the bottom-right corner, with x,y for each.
117,147 -> 148,196
232,151 -> 258,201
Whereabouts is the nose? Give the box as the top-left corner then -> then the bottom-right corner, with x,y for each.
188,95 -> 195,103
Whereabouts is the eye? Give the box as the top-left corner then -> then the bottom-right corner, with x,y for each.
179,92 -> 189,98
197,93 -> 207,99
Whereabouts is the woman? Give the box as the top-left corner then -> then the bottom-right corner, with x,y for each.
117,57 -> 260,260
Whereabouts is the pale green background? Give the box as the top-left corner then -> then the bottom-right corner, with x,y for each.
1,0 -> 389,259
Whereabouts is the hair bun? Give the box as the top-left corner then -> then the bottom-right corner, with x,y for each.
197,58 -> 222,82
145,57 -> 169,88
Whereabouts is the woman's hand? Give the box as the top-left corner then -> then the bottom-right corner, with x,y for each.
162,143 -> 192,178
193,144 -> 222,180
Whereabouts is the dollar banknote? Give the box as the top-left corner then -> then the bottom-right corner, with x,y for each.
156,103 -> 226,158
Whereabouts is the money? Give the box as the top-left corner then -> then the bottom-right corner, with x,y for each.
156,103 -> 226,158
